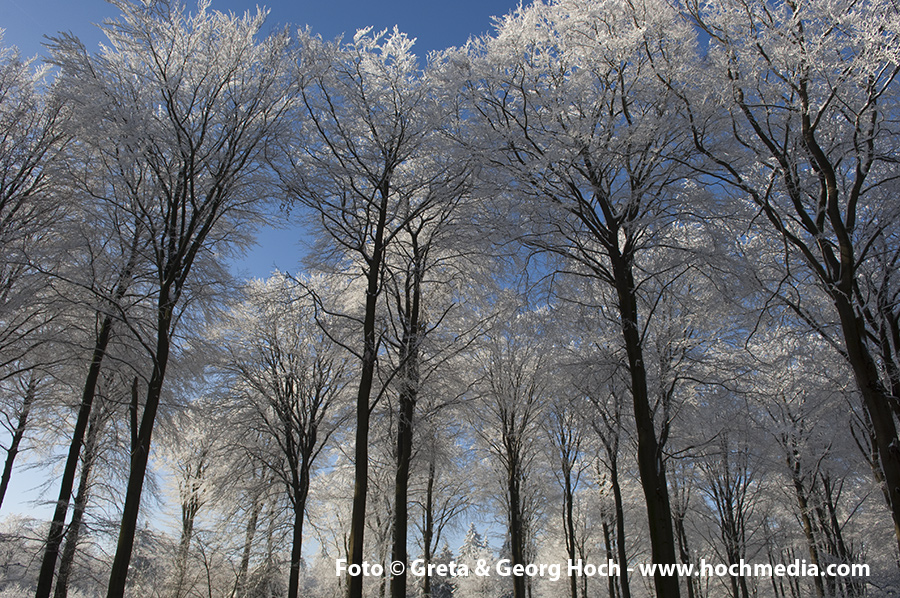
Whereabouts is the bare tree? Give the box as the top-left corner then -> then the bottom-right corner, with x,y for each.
276,27 -> 462,598
0,36 -> 68,381
44,2 -> 291,595
456,2 -> 701,594
0,38 -> 69,515
544,394 -> 588,598
683,0 -> 900,544
471,306 -> 547,598
218,273 -> 350,598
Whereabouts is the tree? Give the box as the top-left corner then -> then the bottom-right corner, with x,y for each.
51,381 -> 117,598
164,407 -> 216,598
0,370 -> 39,511
413,420 -> 474,598
544,392 -> 588,598
46,2 -> 291,595
471,306 -> 548,598
457,1 -> 700,594
0,35 -> 68,381
0,37 -> 69,516
379,149 -> 479,598
277,27 -> 456,598
219,273 -> 350,598
455,524 -> 499,598
584,370 -> 634,598
682,0 -> 900,545
32,89 -> 152,598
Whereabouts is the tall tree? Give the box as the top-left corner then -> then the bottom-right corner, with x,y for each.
0,38 -> 69,516
381,157 -> 477,598
219,273 -> 350,598
457,1 -> 700,594
683,0 -> 900,544
277,27 -> 455,598
0,371 -> 38,511
0,36 -> 68,380
544,394 -> 587,598
46,2 -> 291,595
472,306 -> 547,598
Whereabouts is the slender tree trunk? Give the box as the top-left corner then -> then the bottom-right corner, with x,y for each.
673,510 -> 695,598
173,457 -> 204,598
53,403 -> 102,598
288,501 -> 306,598
347,306 -> 377,598
106,299 -> 173,598
236,494 -> 260,598
264,502 -> 277,596
288,460 -> 311,598
508,462 -> 527,598
562,467 -> 578,598
767,546 -> 784,598
390,388 -> 415,598
421,457 -> 435,598
35,315 -> 114,598
610,251 -> 679,598
608,457 -> 632,598
288,440 -> 317,598
788,463 -> 825,598
671,474 -> 696,598
602,520 -> 618,598
391,267 -> 421,598
0,375 -> 36,511
819,476 -> 863,597
347,188 -> 390,598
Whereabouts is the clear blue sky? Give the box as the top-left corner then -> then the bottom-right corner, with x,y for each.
2,0 -> 521,63
0,0 -> 524,519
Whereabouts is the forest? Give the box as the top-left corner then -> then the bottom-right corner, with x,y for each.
0,0 -> 899,597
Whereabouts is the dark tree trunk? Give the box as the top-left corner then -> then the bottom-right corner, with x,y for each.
106,298 -> 174,598
788,460 -> 825,598
0,374 -> 36,511
609,454 -> 631,598
818,476 -> 863,597
593,396 -> 631,598
36,315 -> 114,598
53,403 -> 102,598
508,462 -> 527,598
236,495 -> 260,598
391,256 -> 421,598
37,223 -> 139,598
726,58 -> 900,549
672,479 -> 696,598
346,288 -> 378,598
288,465 -> 310,598
610,250 -> 680,598
562,467 -> 578,598
673,512 -> 695,598
347,187 -> 390,598
602,520 -> 618,598
421,458 -> 435,598
390,387 -> 415,598
834,292 -> 900,547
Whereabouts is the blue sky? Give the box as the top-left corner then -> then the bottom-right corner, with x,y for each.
0,0 -> 524,520
2,0 -> 521,62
